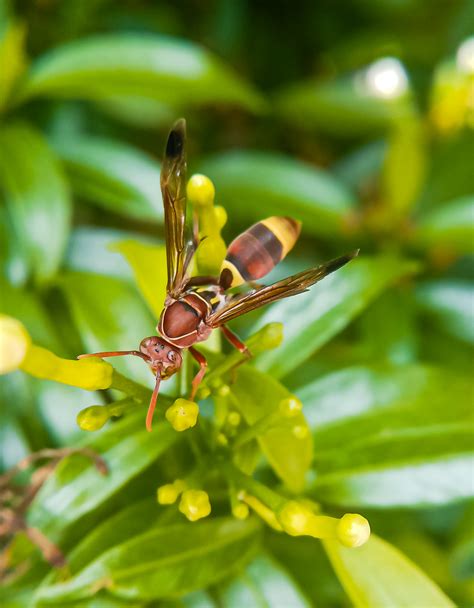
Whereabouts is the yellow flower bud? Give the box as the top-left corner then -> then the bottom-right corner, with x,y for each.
279,396 -> 303,418
77,405 -> 110,431
165,398 -> 199,432
196,236 -> 227,275
336,513 -> 371,548
278,501 -> 312,536
21,346 -> 113,390
213,206 -> 228,230
232,502 -> 250,520
217,432 -> 229,446
157,479 -> 186,505
187,174 -> 215,207
179,489 -> 211,522
217,384 -> 231,397
227,411 -> 241,426
0,315 -> 31,374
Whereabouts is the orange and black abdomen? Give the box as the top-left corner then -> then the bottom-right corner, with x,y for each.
220,216 -> 301,288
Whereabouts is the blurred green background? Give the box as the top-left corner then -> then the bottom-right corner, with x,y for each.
0,0 -> 473,606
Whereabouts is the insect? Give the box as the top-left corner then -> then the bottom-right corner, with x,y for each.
79,119 -> 358,431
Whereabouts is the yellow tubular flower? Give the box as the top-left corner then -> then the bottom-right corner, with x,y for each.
21,346 -> 113,390
0,315 -> 113,390
179,489 -> 211,522
0,315 -> 31,373
165,398 -> 200,432
277,501 -> 371,548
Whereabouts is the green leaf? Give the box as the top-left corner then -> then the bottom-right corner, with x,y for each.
199,151 -> 356,238
217,554 -> 310,607
0,19 -> 26,110
254,256 -> 418,379
52,135 -> 163,223
58,272 -> 156,385
303,365 -> 474,507
28,413 -> 178,544
111,240 -> 167,319
15,34 -> 264,112
413,196 -> 474,253
323,534 -> 455,607
0,123 -> 71,283
35,518 -> 261,603
274,77 -> 412,137
382,118 -> 427,217
232,367 -> 312,493
414,280 -> 474,345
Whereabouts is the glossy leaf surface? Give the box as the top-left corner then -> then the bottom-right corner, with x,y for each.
36,518 -> 261,603
323,534 -> 454,607
254,256 -> 417,378
53,135 -> 163,222
0,124 -> 71,283
16,34 -> 264,111
199,151 -> 356,238
232,367 -> 312,493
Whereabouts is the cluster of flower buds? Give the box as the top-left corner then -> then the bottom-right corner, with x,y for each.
157,479 -> 211,522
187,174 -> 227,275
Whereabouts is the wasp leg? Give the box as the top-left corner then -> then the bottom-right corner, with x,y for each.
188,347 -> 208,400
78,350 -> 150,363
24,525 -> 66,568
220,325 -> 252,382
220,325 -> 252,358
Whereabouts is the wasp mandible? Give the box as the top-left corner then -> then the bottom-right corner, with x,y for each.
79,120 -> 358,431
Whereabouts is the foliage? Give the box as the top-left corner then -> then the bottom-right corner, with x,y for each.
0,1 -> 473,606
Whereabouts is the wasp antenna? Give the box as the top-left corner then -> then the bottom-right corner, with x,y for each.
166,119 -> 186,158
146,374 -> 162,432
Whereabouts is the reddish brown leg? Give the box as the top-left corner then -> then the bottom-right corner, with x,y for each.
188,347 -> 208,400
24,526 -> 66,568
220,325 -> 252,381
220,325 -> 252,358
78,350 -> 150,363
146,374 -> 162,433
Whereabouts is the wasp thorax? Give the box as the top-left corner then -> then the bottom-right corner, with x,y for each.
139,336 -> 182,376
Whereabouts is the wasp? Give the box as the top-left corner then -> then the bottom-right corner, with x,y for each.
79,120 -> 358,431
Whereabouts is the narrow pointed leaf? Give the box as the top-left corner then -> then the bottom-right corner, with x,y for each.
0,123 -> 71,283
199,151 -> 356,238
35,518 -> 261,603
232,367 -> 312,493
15,34 -> 264,112
254,256 -> 418,379
53,135 -> 163,222
323,534 -> 455,607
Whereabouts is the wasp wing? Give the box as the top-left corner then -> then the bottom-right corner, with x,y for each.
160,119 -> 193,298
208,251 -> 358,327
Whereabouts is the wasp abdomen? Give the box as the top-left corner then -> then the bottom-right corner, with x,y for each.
220,216 -> 301,288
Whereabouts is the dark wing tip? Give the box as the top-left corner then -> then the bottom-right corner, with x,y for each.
324,249 -> 359,274
166,118 -> 186,158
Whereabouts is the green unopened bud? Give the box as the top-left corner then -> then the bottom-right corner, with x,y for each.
187,174 -> 215,207
227,411 -> 241,426
337,513 -> 371,548
0,315 -> 31,374
232,502 -> 250,520
247,323 -> 284,353
179,489 -> 211,522
77,405 -> 110,431
279,396 -> 303,418
165,398 -> 199,432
